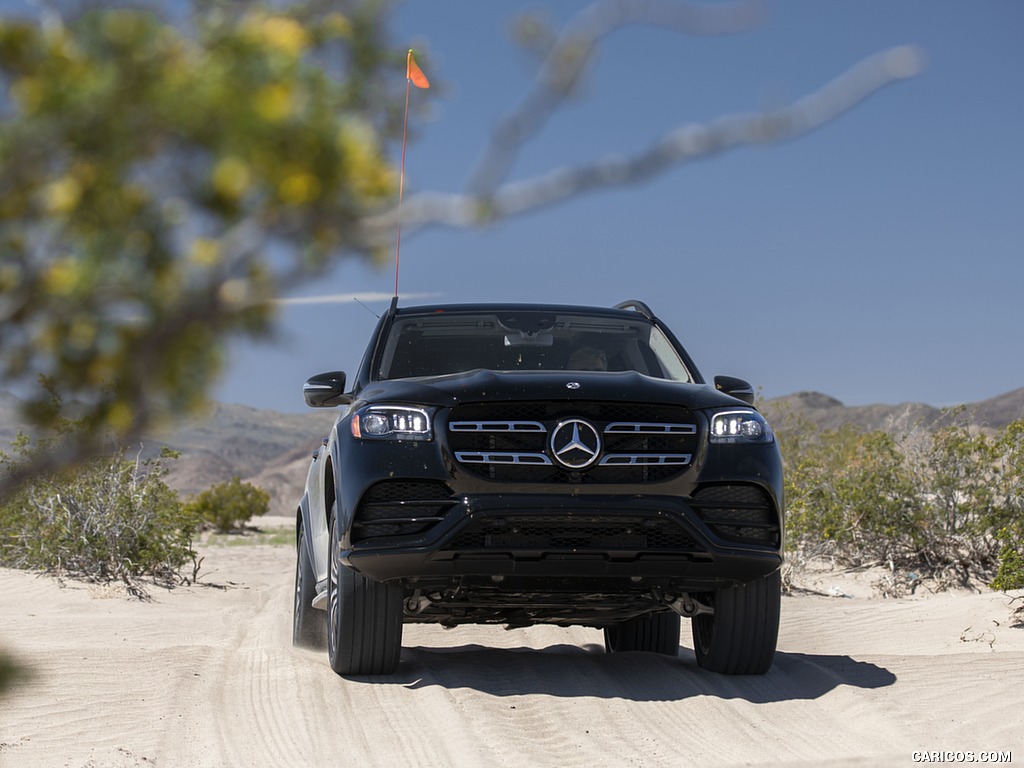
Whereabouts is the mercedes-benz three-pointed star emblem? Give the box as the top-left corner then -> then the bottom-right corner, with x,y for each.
550,419 -> 601,470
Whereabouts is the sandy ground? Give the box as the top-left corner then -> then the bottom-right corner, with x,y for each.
2,523 -> 1022,768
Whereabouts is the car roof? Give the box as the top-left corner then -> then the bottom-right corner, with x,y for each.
393,302 -> 654,320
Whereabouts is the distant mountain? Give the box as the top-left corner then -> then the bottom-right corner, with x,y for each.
760,388 -> 1024,434
151,402 -> 336,513
0,394 -> 334,516
3,388 -> 1023,516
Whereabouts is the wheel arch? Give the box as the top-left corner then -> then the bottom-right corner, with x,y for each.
324,453 -> 337,529
296,494 -> 316,559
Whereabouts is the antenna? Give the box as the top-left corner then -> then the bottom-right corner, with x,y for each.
394,50 -> 430,300
352,297 -> 379,319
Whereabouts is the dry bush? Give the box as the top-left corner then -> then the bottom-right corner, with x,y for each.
779,414 -> 1024,595
1,438 -> 199,596
184,476 -> 270,534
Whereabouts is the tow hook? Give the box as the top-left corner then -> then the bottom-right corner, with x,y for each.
669,594 -> 714,617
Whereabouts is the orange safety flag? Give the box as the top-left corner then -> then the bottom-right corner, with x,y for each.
407,50 -> 430,89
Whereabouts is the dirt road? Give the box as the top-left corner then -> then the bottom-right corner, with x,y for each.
2,536 -> 1021,767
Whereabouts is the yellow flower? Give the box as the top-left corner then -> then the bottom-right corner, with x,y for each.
42,259 -> 79,296
278,171 -> 320,205
44,176 -> 82,214
336,119 -> 397,202
261,16 -> 309,56
106,402 -> 135,433
254,83 -> 294,122
189,238 -> 221,267
212,156 -> 251,201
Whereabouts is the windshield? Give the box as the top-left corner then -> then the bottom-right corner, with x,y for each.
377,310 -> 694,382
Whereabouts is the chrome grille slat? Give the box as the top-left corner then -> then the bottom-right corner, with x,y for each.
449,421 -> 547,433
599,454 -> 692,466
455,451 -> 552,465
605,422 -> 696,435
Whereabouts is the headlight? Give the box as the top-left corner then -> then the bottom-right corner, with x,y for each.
351,406 -> 433,440
709,410 -> 774,444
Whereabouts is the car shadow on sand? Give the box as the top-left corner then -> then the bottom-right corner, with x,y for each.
344,644 -> 896,703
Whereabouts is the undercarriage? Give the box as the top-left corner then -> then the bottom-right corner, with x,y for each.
399,582 -> 715,629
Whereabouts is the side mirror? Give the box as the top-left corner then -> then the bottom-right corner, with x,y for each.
713,375 -> 755,406
303,371 -> 351,408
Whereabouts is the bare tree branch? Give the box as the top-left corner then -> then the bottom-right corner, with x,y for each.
468,0 -> 768,194
363,44 -> 924,241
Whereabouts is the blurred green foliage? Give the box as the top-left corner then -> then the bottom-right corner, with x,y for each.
185,475 -> 270,533
0,0 -> 411,702
0,2 -> 406,444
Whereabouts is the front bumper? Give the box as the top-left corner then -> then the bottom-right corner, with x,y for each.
342,491 -> 782,592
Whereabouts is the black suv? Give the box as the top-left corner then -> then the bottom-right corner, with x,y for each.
292,300 -> 783,676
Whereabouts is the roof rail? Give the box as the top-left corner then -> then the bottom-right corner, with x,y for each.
613,299 -> 654,319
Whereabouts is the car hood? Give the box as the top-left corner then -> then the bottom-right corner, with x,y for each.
355,370 -> 749,411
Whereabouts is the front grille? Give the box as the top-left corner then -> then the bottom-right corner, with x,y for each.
447,513 -> 703,553
447,402 -> 698,484
691,484 -> 779,547
352,480 -> 454,542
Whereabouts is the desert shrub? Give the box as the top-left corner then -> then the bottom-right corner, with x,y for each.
0,438 -> 198,590
784,424 -> 918,566
185,476 -> 270,533
912,422 -> 1002,581
779,413 -> 1024,592
989,420 -> 1024,591
989,527 -> 1024,591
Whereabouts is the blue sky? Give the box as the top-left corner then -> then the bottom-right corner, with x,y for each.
215,1 -> 1023,413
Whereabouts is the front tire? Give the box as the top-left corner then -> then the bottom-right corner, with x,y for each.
327,510 -> 404,675
604,611 -> 680,656
691,569 -> 781,675
292,522 -> 326,648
